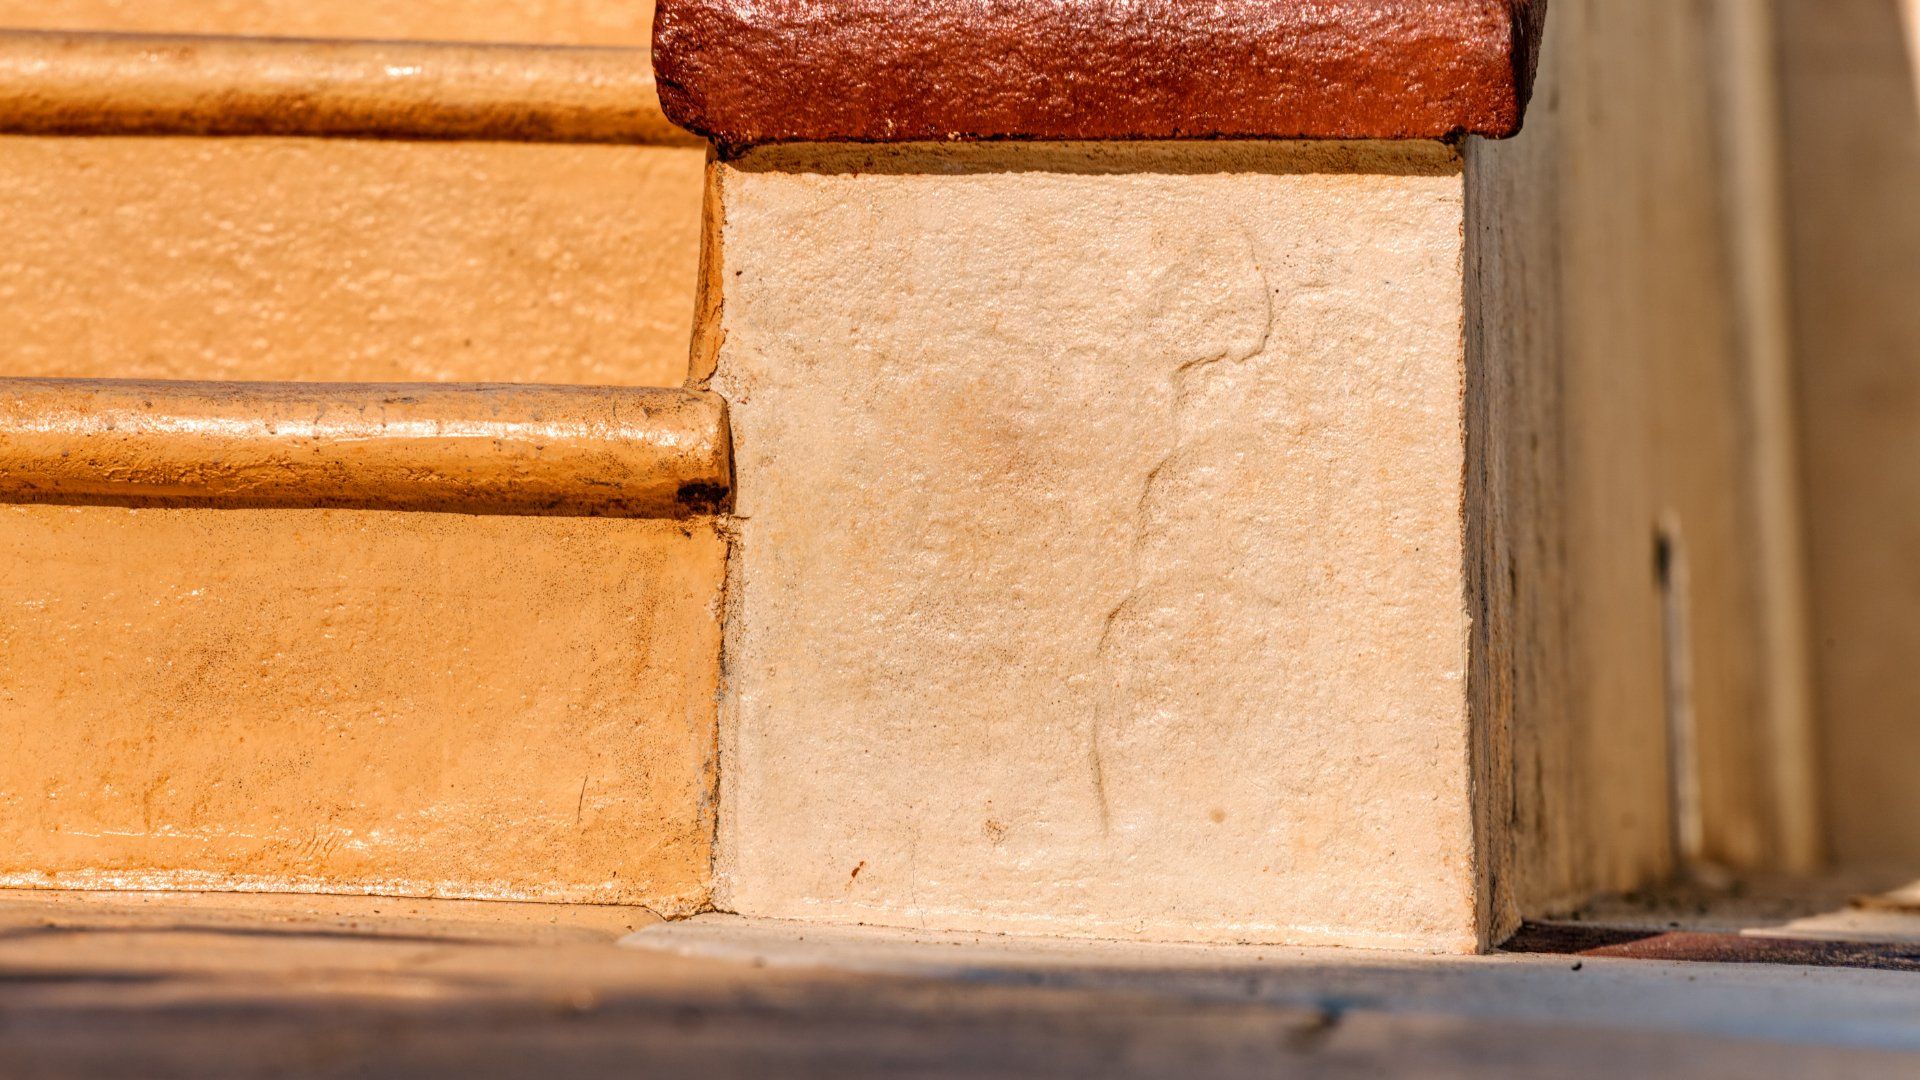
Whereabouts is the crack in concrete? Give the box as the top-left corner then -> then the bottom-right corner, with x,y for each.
1086,227 -> 1277,837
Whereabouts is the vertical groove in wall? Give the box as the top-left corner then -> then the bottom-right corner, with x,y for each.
687,147 -> 730,387
690,152 -> 741,913
1466,117 -> 1568,935
1463,166 -> 1517,947
1656,520 -> 1705,869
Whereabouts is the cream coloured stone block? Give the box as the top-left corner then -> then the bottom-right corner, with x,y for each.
709,143 -> 1483,951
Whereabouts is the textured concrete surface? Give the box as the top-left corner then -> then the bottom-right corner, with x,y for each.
5,896 -> 1920,1078
630,913 -> 1920,1053
0,135 -> 702,387
710,142 -> 1480,950
0,507 -> 723,910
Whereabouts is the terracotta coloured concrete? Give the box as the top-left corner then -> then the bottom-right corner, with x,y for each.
654,0 -> 1548,146
0,506 -> 724,911
708,141 -> 1481,951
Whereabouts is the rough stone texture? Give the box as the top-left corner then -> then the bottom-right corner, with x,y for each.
0,136 -> 701,386
1777,0 -> 1920,865
0,506 -> 724,911
653,0 -> 1547,146
710,142 -> 1480,951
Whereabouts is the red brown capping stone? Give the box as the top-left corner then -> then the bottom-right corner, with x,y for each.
653,0 -> 1548,149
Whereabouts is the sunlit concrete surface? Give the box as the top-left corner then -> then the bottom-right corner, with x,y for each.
0,510 -> 724,910
709,141 -> 1486,951
3,895 -> 1920,1078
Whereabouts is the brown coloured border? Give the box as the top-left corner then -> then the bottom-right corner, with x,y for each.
653,0 -> 1548,149
0,379 -> 731,518
0,31 -> 700,146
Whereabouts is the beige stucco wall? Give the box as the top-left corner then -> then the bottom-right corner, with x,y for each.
1466,0 -> 1818,918
1778,0 -> 1920,864
0,506 -> 723,910
709,142 -> 1483,951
